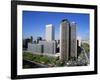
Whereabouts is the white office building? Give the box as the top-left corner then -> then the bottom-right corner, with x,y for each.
45,24 -> 54,41
39,41 -> 56,54
28,43 -> 43,54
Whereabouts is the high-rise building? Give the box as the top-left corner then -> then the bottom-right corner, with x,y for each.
45,24 -> 54,41
37,37 -> 42,43
30,36 -> 33,43
70,22 -> 77,60
60,19 -> 70,62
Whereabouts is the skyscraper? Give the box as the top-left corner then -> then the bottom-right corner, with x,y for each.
60,19 -> 70,62
45,24 -> 54,41
70,22 -> 77,60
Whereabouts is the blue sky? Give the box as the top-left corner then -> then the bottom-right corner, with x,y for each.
22,11 -> 89,40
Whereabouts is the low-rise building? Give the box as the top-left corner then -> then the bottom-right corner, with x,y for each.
28,40 -> 56,55
28,43 -> 43,54
39,41 -> 56,54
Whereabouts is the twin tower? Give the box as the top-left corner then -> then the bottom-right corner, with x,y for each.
46,19 -> 77,62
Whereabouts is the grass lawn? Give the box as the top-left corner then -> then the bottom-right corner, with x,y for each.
23,52 -> 64,67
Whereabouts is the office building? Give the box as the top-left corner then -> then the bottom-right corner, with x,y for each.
45,24 -> 54,41
70,22 -> 77,60
36,37 -> 42,43
28,41 -> 56,55
28,43 -> 43,54
60,19 -> 70,62
39,41 -> 56,54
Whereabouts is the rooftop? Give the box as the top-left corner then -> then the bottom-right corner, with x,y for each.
61,19 -> 69,22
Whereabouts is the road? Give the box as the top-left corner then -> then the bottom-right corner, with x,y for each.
23,59 -> 48,68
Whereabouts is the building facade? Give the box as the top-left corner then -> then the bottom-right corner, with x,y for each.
70,22 -> 77,60
28,43 -> 43,54
39,41 -> 56,54
60,19 -> 70,62
28,41 -> 56,55
45,24 -> 54,41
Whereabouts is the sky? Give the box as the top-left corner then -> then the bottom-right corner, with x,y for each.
22,11 -> 89,40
